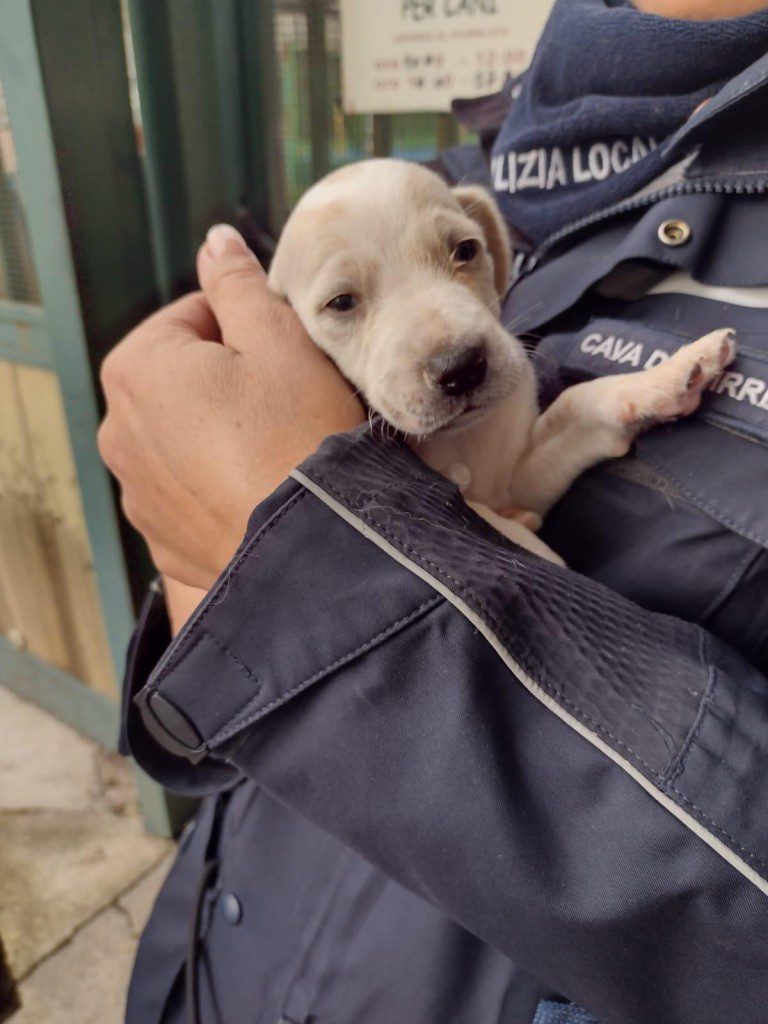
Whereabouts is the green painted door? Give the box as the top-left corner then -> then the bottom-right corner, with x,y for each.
0,0 -> 180,835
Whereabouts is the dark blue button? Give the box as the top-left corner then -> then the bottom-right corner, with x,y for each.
220,892 -> 242,925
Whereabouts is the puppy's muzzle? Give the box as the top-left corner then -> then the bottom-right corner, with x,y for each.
426,344 -> 488,398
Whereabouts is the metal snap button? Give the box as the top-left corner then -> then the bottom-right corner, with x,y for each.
658,219 -> 691,247
220,892 -> 242,925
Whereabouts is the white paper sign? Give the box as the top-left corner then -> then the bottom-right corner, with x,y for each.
340,0 -> 555,115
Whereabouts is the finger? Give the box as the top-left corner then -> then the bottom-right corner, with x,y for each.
159,291 -> 222,342
101,291 -> 222,401
107,293 -> 221,375
134,291 -> 221,346
197,224 -> 279,353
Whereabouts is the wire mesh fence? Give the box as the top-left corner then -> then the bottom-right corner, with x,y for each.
274,0 -> 466,210
0,76 -> 40,305
115,0 -> 476,288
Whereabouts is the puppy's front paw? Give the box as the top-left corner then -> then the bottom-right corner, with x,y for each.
619,327 -> 736,430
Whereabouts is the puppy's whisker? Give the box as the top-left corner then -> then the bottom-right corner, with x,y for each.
345,387 -> 365,416
520,339 -> 541,354
528,351 -> 560,376
503,301 -> 545,333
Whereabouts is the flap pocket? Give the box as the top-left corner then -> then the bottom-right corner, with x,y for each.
560,317 -> 768,448
536,296 -> 768,549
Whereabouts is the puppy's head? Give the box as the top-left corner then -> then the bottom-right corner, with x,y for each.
269,159 -> 530,436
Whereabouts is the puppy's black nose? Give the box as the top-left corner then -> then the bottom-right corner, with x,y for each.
428,345 -> 488,397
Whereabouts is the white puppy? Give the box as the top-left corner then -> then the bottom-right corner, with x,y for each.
269,159 -> 735,563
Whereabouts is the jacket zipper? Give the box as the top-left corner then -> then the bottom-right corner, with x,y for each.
517,176 -> 768,280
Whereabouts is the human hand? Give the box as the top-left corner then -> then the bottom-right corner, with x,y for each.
98,225 -> 364,588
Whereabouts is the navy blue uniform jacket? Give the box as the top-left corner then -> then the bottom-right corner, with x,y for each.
122,55 -> 768,1024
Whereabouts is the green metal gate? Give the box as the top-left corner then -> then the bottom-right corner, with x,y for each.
0,0 -> 175,834
124,0 -> 464,296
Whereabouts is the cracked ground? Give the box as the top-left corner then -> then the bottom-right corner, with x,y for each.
0,687 -> 174,1024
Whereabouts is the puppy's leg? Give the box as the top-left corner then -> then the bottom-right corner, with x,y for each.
599,327 -> 736,431
511,328 -> 736,514
467,501 -> 565,565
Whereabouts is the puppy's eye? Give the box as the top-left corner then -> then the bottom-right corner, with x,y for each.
326,293 -> 358,313
453,239 -> 480,264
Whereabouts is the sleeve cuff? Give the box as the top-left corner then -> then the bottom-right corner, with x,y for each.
133,463 -> 441,767
121,578 -> 241,795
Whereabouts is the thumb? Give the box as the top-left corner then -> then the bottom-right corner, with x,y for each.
197,224 -> 273,352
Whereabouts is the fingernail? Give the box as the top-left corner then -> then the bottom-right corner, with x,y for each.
206,223 -> 247,257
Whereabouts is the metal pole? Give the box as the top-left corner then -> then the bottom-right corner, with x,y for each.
372,114 -> 393,157
436,111 -> 459,151
305,0 -> 332,181
125,0 -> 191,301
239,0 -> 289,234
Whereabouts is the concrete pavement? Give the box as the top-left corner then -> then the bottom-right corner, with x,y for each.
0,687 -> 174,1024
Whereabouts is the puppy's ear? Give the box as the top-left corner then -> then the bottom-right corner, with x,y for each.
452,185 -> 511,298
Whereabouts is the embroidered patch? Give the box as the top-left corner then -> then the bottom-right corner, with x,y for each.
491,137 -> 658,195
562,319 -> 768,446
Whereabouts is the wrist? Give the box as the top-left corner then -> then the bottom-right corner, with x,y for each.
211,418 -> 364,577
